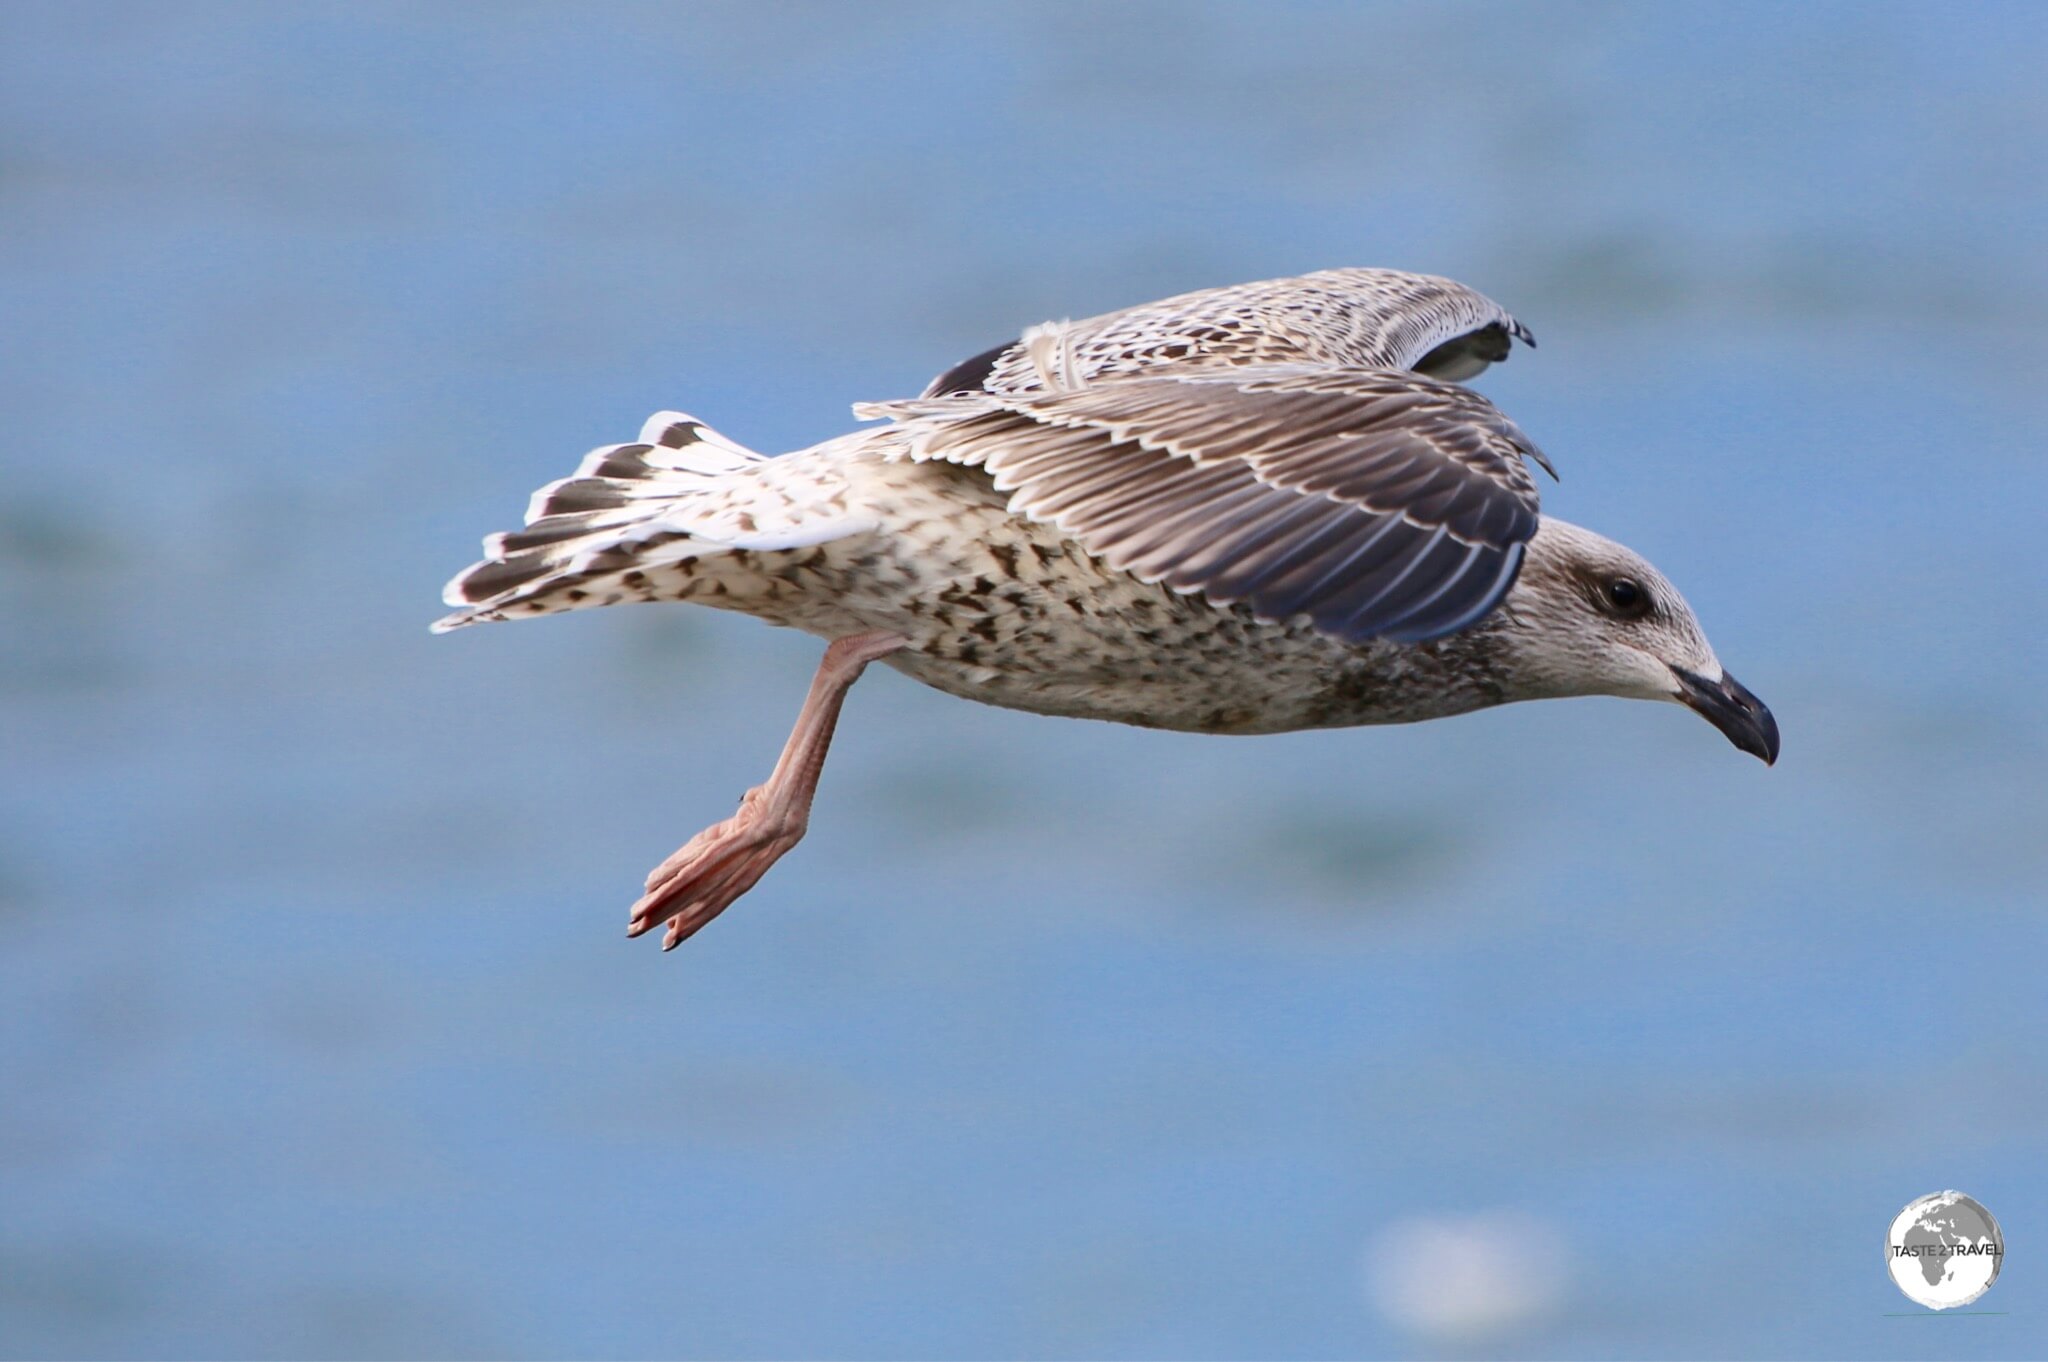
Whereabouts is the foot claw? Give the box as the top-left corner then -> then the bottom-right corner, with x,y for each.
626,791 -> 802,950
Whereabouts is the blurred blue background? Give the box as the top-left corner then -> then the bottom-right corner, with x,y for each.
3,2 -> 2045,1357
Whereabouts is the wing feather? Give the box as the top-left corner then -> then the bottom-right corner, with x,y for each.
919,266 -> 1535,398
898,367 -> 1549,643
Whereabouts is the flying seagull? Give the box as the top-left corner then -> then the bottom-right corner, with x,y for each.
435,268 -> 1777,949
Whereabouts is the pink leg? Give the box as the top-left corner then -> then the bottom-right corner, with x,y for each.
627,630 -> 908,950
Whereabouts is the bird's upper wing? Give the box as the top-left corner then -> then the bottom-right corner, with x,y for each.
871,366 -> 1554,645
922,267 -> 1535,397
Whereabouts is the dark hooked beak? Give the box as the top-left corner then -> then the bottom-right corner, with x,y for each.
1673,667 -> 1780,765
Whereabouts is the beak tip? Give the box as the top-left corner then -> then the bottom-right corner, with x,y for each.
1754,707 -> 1782,768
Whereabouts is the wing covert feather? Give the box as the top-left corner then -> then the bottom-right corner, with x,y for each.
900,368 -> 1551,644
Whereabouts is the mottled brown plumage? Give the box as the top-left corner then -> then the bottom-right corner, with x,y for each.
435,267 -> 1777,947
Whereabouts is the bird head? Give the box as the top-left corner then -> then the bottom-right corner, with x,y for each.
1491,519 -> 1779,764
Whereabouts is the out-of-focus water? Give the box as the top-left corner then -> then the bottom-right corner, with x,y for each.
3,3 -> 2044,1357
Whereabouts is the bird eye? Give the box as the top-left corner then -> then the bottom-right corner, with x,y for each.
1605,578 -> 1648,616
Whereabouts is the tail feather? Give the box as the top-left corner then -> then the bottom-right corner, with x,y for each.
433,410 -> 868,634
521,412 -> 767,524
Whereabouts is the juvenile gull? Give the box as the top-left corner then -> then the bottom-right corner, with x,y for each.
434,267 -> 1778,949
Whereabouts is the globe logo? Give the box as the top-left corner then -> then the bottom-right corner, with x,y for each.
1885,1191 -> 2003,1309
